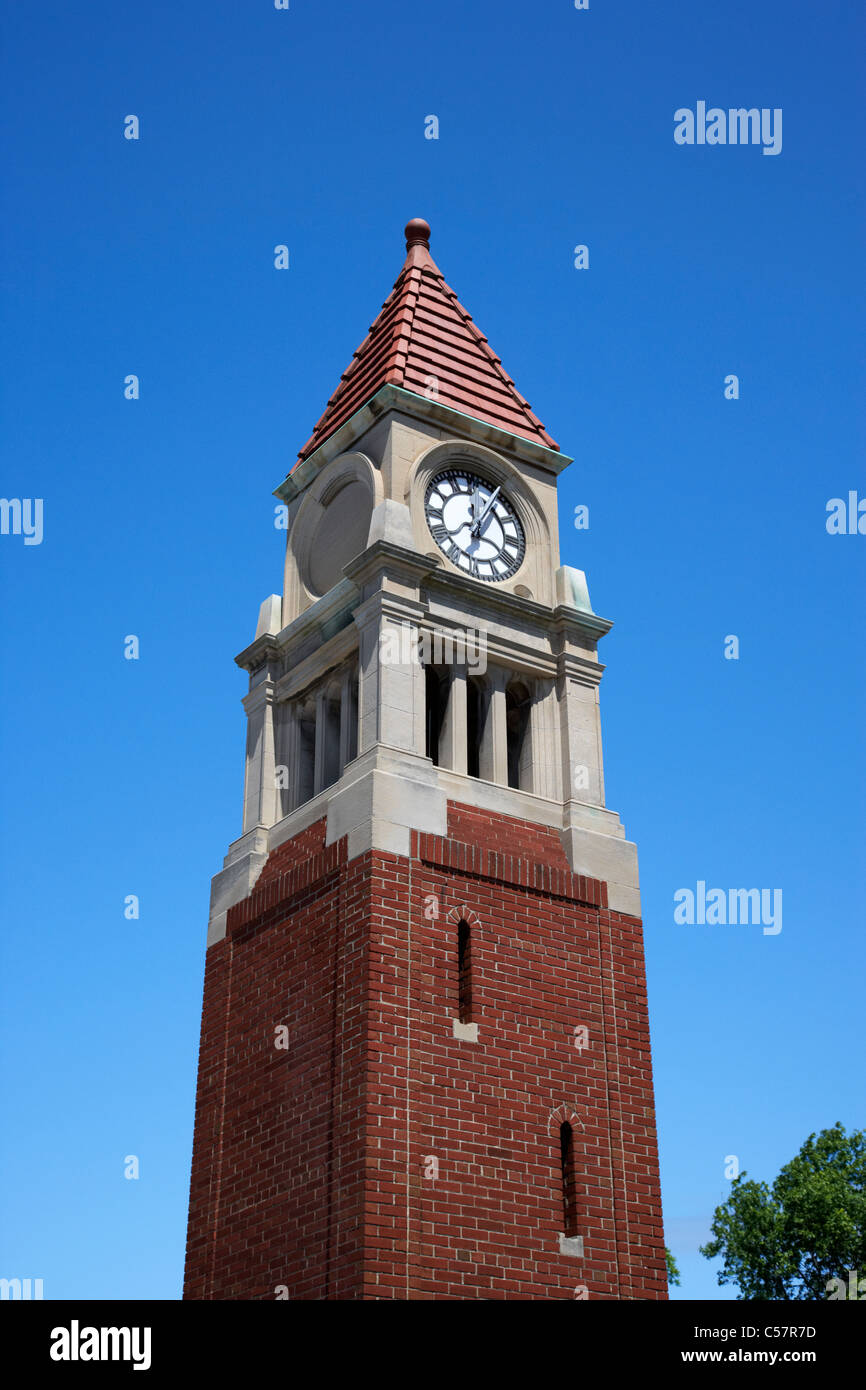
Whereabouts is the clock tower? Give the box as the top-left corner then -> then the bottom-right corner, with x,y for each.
183,218 -> 667,1300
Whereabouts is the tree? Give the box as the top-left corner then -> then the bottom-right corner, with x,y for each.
665,1247 -> 681,1288
700,1123 -> 866,1299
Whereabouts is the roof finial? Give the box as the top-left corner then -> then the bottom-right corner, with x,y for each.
405,217 -> 431,251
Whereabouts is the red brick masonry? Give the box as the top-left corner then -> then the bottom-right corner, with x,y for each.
183,800 -> 667,1300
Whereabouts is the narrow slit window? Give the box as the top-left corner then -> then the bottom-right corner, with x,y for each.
457,919 -> 472,1023
560,1121 -> 578,1237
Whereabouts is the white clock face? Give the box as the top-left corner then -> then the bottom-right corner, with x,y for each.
424,469 -> 525,582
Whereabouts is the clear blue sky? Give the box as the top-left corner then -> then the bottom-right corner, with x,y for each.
1,0 -> 863,1301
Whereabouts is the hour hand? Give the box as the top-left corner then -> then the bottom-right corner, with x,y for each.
472,485 -> 500,535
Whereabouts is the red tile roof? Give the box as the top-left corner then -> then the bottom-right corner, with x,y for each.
295,218 -> 558,462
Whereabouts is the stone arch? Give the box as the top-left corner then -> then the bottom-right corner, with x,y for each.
446,905 -> 480,1026
407,439 -> 551,592
546,1101 -> 583,1136
283,452 -> 383,619
505,676 -> 532,791
445,904 -> 482,929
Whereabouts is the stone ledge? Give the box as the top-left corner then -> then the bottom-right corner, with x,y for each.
559,1234 -> 584,1258
452,1019 -> 479,1042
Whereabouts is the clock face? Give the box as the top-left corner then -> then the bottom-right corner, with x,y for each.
424,469 -> 525,582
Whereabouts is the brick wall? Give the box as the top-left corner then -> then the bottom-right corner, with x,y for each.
184,837 -> 369,1299
183,799 -> 667,1300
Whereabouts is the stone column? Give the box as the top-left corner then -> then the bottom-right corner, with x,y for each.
339,664 -> 358,774
275,700 -> 300,818
479,667 -> 509,785
438,663 -> 468,774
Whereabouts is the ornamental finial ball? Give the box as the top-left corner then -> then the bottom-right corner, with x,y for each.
405,218 -> 431,250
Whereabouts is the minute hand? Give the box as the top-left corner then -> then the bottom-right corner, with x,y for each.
471,486 -> 501,535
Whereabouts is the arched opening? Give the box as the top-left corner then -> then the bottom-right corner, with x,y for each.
467,677 -> 483,779
457,919 -> 472,1024
344,670 -> 359,767
560,1121 -> 578,1237
320,683 -> 341,792
425,666 -> 446,766
506,681 -> 531,790
297,701 -> 316,807
274,703 -> 293,821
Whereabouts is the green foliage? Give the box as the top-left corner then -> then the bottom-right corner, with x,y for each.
665,1246 -> 681,1287
700,1123 -> 866,1299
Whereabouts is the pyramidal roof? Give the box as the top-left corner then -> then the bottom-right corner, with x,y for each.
295,218 -> 558,462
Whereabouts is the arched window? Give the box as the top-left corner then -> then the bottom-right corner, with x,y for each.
506,681 -> 531,790
467,677 -> 483,779
560,1121 -> 578,1237
320,682 -> 342,792
297,701 -> 316,806
457,919 -> 472,1023
425,667 -> 446,766
343,670 -> 359,768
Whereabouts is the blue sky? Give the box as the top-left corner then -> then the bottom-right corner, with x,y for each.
1,0 -> 863,1301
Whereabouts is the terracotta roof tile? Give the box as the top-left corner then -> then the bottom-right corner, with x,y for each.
295,218 -> 558,462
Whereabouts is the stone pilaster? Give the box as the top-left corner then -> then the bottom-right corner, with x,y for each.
241,676 -> 278,834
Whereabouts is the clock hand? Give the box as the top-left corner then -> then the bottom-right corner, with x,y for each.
471,486 -> 501,536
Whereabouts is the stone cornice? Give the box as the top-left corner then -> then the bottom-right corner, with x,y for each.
343,537 -> 440,590
235,578 -> 358,673
275,625 -> 358,701
242,678 -> 277,714
352,589 -> 429,631
273,384 -> 573,504
558,650 -> 607,686
423,568 -> 613,645
551,603 -> 614,640
235,635 -> 281,677
423,626 -> 560,680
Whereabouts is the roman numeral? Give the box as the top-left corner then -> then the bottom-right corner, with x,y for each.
431,523 -> 449,543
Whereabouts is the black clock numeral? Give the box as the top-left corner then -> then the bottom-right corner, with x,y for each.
431,523 -> 449,544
